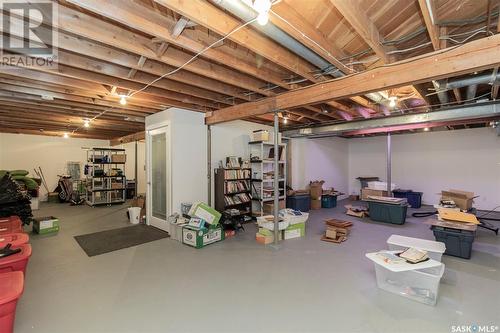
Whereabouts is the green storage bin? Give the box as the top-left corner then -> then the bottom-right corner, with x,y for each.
321,195 -> 337,208
368,201 -> 408,225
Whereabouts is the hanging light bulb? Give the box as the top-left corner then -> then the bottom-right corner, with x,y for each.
283,116 -> 288,124
423,127 -> 430,132
119,95 -> 127,105
257,12 -> 269,25
83,119 -> 90,128
63,132 -> 69,139
388,96 -> 397,108
253,0 -> 271,25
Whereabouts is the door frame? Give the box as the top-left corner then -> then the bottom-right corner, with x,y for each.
146,121 -> 172,230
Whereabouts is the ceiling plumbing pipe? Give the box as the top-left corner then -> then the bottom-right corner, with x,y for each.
212,0 -> 389,106
466,85 -> 478,101
432,80 -> 450,105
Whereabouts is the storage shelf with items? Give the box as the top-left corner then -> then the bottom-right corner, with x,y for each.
249,141 -> 287,217
214,156 -> 252,218
85,148 -> 127,206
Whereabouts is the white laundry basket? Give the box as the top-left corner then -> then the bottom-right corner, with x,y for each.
128,207 -> 141,224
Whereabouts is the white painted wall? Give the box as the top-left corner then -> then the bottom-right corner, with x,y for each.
347,127 -> 500,210
290,137 -> 349,199
146,108 -> 207,215
119,141 -> 146,194
0,133 -> 108,199
210,120 -> 272,199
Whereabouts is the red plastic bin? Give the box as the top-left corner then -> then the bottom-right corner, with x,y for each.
0,244 -> 32,275
0,271 -> 24,333
0,218 -> 23,235
0,234 -> 29,248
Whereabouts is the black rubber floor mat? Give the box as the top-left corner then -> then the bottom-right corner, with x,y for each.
74,224 -> 169,257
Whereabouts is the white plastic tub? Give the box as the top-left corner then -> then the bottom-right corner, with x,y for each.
367,181 -> 397,191
366,251 -> 445,306
387,235 -> 446,262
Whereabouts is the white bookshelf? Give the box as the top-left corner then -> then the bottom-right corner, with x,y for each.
249,141 -> 287,217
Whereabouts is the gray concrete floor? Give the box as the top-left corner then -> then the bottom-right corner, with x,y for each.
15,200 -> 500,333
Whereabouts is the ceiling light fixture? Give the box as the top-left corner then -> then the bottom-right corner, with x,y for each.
423,127 -> 430,132
119,95 -> 127,105
388,96 -> 398,108
63,132 -> 69,139
253,0 -> 271,25
83,119 -> 90,128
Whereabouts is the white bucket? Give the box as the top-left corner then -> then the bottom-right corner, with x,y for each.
128,207 -> 141,224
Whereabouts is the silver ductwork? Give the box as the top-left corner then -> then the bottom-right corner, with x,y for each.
432,80 -> 449,105
213,0 -> 389,106
283,102 -> 500,138
434,71 -> 500,103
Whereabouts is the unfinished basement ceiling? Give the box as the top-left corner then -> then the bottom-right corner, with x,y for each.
0,0 -> 499,140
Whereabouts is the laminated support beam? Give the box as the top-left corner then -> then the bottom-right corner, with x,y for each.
283,102 -> 500,138
206,35 -> 500,124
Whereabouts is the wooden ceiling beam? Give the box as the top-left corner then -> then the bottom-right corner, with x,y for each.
0,127 -> 114,140
152,0 -> 320,83
60,1 -> 281,93
110,131 -> 146,146
418,0 -> 441,50
206,35 -> 500,124
330,0 -> 391,63
2,13 -> 254,101
0,120 -> 131,137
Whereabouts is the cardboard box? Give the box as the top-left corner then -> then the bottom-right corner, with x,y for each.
188,202 -> 222,225
284,222 -> 305,239
111,154 -> 127,163
325,229 -> 337,239
361,188 -> 389,201
311,199 -> 321,210
263,200 -> 285,215
441,189 -> 475,211
33,216 -> 59,234
256,232 -> 273,244
182,225 -> 224,248
252,130 -> 269,142
309,180 -> 325,200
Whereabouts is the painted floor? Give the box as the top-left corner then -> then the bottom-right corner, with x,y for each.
14,201 -> 500,333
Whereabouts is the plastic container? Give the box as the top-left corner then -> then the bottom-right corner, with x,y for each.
0,233 -> 29,249
0,271 -> 24,333
373,261 -> 444,306
387,235 -> 446,262
393,190 -> 423,208
368,201 -> 408,225
181,203 -> 193,216
366,251 -> 445,306
321,195 -> 337,208
0,217 -> 23,235
431,226 -> 474,259
0,244 -> 32,275
368,181 -> 397,191
127,207 -> 141,224
286,194 -> 311,212
357,177 -> 379,189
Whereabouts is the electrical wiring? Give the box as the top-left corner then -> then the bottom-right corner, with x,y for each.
71,12 -> 261,134
386,42 -> 432,55
128,17 -> 258,99
269,9 -> 353,74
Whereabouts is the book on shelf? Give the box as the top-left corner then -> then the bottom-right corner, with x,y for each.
224,169 -> 251,180
226,156 -> 240,168
224,192 -> 251,206
268,146 -> 285,161
225,180 -> 249,194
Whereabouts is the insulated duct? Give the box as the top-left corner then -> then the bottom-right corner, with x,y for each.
283,102 -> 500,138
212,0 -> 389,105
433,71 -> 500,104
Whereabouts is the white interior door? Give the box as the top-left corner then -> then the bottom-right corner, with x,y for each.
146,126 -> 170,232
